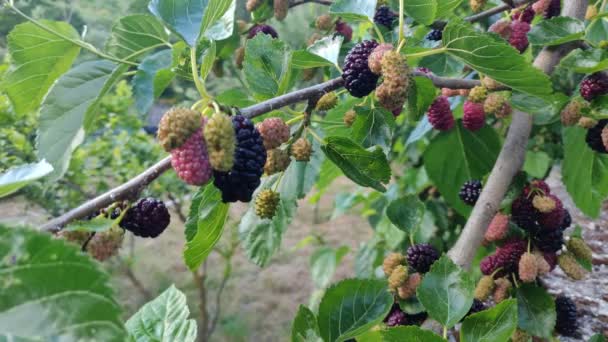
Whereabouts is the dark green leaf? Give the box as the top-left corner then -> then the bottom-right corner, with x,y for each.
0,160 -> 53,198
423,122 -> 501,216
523,151 -> 551,179
516,284 -> 555,338
318,278 -> 393,342
417,255 -> 475,328
329,0 -> 377,21
359,326 -> 445,342
4,21 -> 80,116
63,217 -> 115,233
407,76 -> 439,122
562,126 -> 608,218
292,51 -> 336,69
510,92 -> 569,125
443,19 -> 553,100
0,226 -> 126,340
461,299 -> 518,342
133,49 -> 174,114
291,305 -> 321,342
293,36 -> 343,69
435,0 -> 463,20
589,334 -> 606,342
317,97 -> 359,138
528,17 -> 585,46
126,285 -> 197,341
404,0 -> 437,26
559,48 -> 608,74
386,195 -> 425,234
352,107 -> 396,153
585,17 -> 608,46
321,136 -> 391,192
243,34 -> 292,100
200,0 -> 235,41
184,185 -> 229,270
106,14 -> 169,60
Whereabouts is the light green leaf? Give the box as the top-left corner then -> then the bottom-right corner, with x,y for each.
386,195 -> 425,234
278,137 -> 324,202
359,326 -> 445,342
562,126 -> 608,218
443,19 -> 553,100
133,49 -> 174,114
106,14 -> 169,60
199,40 -> 217,81
404,0 -> 437,26
4,21 -> 80,116
523,151 -> 551,179
516,284 -> 556,339
201,0 -> 235,41
308,35 -> 343,68
148,0 -> 205,46
292,305 -> 321,342
37,60 -> 128,181
0,226 -> 126,340
0,160 -> 53,198
63,216 -> 115,233
310,246 -> 349,289
559,48 -> 608,74
407,76 -> 439,122
243,34 -> 292,100
417,255 -> 475,328
318,279 -> 393,342
329,0 -> 377,22
292,51 -> 336,69
528,17 -> 586,46
423,122 -> 501,216
352,107 -> 396,154
435,0 -> 463,20
460,299 -> 518,342
126,285 -> 197,342
321,136 -> 391,192
585,17 -> 608,45
510,92 -> 569,125
184,185 -> 229,271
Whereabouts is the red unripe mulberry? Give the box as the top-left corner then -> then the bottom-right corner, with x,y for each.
485,213 -> 509,242
427,96 -> 455,131
463,100 -> 486,131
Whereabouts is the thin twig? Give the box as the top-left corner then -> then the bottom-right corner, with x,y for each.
208,261 -> 231,338
433,0 -> 536,28
166,192 -> 187,223
123,264 -> 153,300
289,0 -> 333,9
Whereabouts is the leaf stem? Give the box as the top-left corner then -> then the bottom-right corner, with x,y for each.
404,47 -> 447,59
442,326 -> 447,339
7,3 -> 138,66
398,0 -> 405,48
307,127 -> 325,145
286,114 -> 305,125
191,47 -> 211,100
372,23 -> 385,44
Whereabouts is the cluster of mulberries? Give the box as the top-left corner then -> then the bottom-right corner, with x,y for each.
214,115 -> 267,203
368,43 -> 394,75
342,40 -> 380,98
580,72 -> 608,101
427,96 -> 455,131
484,93 -> 511,118
376,50 -> 410,115
459,179 -> 483,205
374,6 -> 397,29
120,198 -> 171,238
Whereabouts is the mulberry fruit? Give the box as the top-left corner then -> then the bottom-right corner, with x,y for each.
470,0 -> 486,12
518,252 -> 538,282
274,0 -> 288,21
580,72 -> 608,101
235,46 -> 245,69
545,0 -> 561,18
171,127 -> 213,186
342,40 -> 380,98
489,19 -> 512,40
532,195 -> 556,213
543,251 -> 558,271
383,252 -> 406,276
291,137 -> 312,161
264,148 -> 291,175
466,299 -> 486,317
59,230 -> 91,246
257,117 -> 290,150
214,115 -> 267,203
120,198 -> 170,238
579,117 -> 597,129
586,5 -> 598,20
468,86 -> 487,103
343,109 -> 357,127
315,14 -> 333,31
560,100 -> 585,126
374,6 -> 397,28
246,0 -> 262,12
397,273 -> 422,300
509,20 -> 531,53
407,243 -> 440,273
555,295 -> 579,337
384,305 -> 408,327
316,92 -> 338,111
558,252 -> 586,280
427,96 -> 455,131
255,189 -> 280,219
533,0 -> 552,16
535,251 -> 551,275
388,265 -> 408,290
86,228 -> 124,261
602,126 -> 608,151
376,50 -> 410,113
566,237 -> 592,264
426,29 -> 443,41
533,228 -> 564,253
307,33 -> 322,47
368,43 -> 394,75
248,24 -> 279,39
485,213 -> 509,243
204,112 -> 236,172
493,278 -> 512,303
482,77 -> 503,91
523,179 -> 551,197
484,93 -> 511,118
459,180 -> 482,205
511,6 -> 535,23
511,196 -> 540,233
463,100 -> 486,131
157,108 -> 201,152
474,275 -> 495,300
537,195 -> 565,230
335,21 -> 353,43
480,238 -> 527,276
511,329 -> 531,342
561,210 -> 572,230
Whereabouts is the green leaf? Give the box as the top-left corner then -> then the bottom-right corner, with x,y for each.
460,299 -> 518,342
308,35 -> 343,68
321,136 -> 391,192
0,160 -> 53,198
243,34 -> 292,100
240,199 -> 297,267
562,126 -> 608,218
589,334 -> 606,342
292,51 -> 336,69
0,226 -> 126,340
133,49 -> 175,115
106,14 -> 169,60
200,0 -> 235,41
4,21 -> 80,116
329,0 -> 377,21
528,16 -> 585,46
585,17 -> 608,46
318,97 -> 359,138
423,122 -> 501,216
359,326 -> 445,342
523,151 -> 551,179
352,107 -> 396,154
516,284 -> 556,338
292,305 -> 321,342
64,216 -> 115,233
310,246 -> 349,289
278,138 -> 324,202
443,19 -> 553,100
37,60 -> 128,181
404,0 -> 437,26
417,255 -> 475,328
318,279 -> 393,342
126,285 -> 197,342
199,40 -> 217,81
510,92 -> 569,125
183,185 -> 229,271
435,0 -> 463,20
559,48 -> 608,74
407,76 -> 439,122
386,195 -> 425,234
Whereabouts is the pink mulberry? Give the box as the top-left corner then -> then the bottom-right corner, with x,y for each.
171,127 -> 212,186
509,20 -> 531,53
463,100 -> 486,131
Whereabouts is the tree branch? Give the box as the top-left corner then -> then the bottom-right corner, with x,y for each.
289,0 -> 333,8
433,0 -> 536,28
412,71 -> 481,89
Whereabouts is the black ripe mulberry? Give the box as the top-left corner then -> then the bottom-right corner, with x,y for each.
214,115 -> 267,203
459,180 -> 482,205
426,29 -> 443,41
580,72 -> 608,101
247,24 -> 279,39
407,243 -> 440,273
585,119 -> 608,154
120,198 -> 170,238
511,196 -> 540,233
466,299 -> 487,317
533,228 -> 564,253
427,95 -> 455,131
374,6 -> 397,29
342,40 -> 380,98
545,0 -> 561,19
480,238 -> 527,276
555,295 -> 578,337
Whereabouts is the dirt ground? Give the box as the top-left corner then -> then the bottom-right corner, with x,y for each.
1,171 -> 606,341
